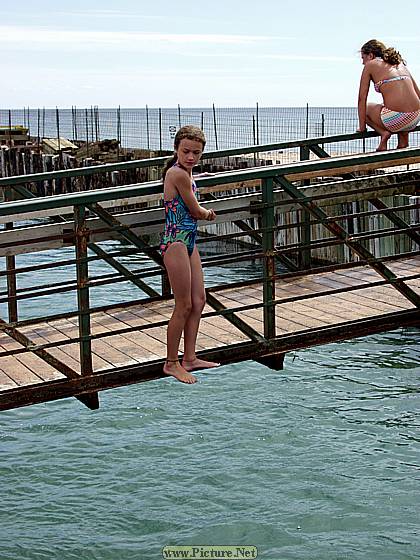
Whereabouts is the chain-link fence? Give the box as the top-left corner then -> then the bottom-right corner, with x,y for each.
2,105 -> 419,154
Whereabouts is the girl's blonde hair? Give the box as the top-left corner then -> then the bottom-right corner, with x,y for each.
162,125 -> 206,179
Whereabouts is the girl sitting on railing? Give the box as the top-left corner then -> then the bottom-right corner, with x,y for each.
357,39 -> 420,151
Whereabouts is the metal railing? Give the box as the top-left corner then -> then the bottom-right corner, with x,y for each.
0,139 -> 419,409
1,127 -> 420,198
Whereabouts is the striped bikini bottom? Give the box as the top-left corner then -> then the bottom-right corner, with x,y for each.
380,107 -> 420,133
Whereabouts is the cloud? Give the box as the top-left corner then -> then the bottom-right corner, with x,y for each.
385,36 -> 420,43
263,54 -> 353,62
0,25 -> 270,50
55,10 -> 165,20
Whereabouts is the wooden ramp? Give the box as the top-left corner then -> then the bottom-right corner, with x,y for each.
0,255 -> 419,411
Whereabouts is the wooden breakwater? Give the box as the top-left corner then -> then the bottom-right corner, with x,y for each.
0,143 -> 161,196
0,136 -> 287,196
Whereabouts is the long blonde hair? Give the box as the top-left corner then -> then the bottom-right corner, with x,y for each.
162,125 -> 206,179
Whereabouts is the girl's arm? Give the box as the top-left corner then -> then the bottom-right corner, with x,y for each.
357,65 -> 371,132
410,73 -> 420,99
169,169 -> 215,221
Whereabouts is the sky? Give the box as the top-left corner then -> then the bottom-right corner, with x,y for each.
2,0 -> 420,108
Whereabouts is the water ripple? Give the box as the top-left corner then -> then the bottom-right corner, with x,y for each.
0,329 -> 419,559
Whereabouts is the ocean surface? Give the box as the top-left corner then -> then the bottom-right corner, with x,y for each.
0,247 -> 420,560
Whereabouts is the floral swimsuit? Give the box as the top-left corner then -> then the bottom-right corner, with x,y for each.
159,165 -> 198,257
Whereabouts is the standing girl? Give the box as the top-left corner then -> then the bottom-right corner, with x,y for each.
160,126 -> 219,383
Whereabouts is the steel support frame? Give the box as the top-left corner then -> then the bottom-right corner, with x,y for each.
262,177 -> 276,339
309,142 -> 420,248
74,205 -> 94,376
87,202 -> 166,295
274,175 -> 420,308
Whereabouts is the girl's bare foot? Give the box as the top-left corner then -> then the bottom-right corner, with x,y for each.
182,357 -> 221,372
163,360 -> 197,384
376,131 -> 391,151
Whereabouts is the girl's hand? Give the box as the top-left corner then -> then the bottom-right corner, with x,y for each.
206,209 -> 216,221
356,127 -> 367,133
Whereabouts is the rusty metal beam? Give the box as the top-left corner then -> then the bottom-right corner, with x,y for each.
261,177 -> 276,339
74,205 -> 94,377
0,318 -> 99,410
0,307 -> 418,412
87,202 -> 164,266
87,202 -> 169,295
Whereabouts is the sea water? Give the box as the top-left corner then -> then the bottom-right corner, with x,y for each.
0,245 -> 419,560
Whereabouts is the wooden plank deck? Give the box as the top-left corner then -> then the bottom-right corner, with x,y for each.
0,255 -> 419,410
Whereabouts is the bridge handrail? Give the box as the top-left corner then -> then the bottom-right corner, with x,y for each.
0,137 -> 418,394
0,126 -> 419,188
0,146 -> 419,218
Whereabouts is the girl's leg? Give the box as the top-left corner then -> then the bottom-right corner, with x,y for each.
163,243 -> 197,383
182,247 -> 220,372
366,103 -> 392,151
397,131 -> 409,149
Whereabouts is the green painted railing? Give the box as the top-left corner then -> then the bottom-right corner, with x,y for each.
0,146 -> 419,217
1,127 -> 419,190
0,142 -> 419,404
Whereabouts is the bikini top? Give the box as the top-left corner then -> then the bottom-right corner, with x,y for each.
374,75 -> 410,93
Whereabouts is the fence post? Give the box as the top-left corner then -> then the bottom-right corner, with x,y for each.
116,106 -> 121,161
90,106 -> 94,143
94,106 -> 99,141
55,107 -> 62,166
27,107 -> 31,136
256,101 -> 259,144
252,115 -> 257,166
299,145 -> 311,268
4,187 -> 18,323
85,108 -> 90,158
74,204 -> 93,375
37,108 -> 41,149
262,177 -> 276,340
8,110 -> 12,146
159,108 -> 162,152
212,103 -> 218,150
73,105 -> 78,142
146,105 -> 150,150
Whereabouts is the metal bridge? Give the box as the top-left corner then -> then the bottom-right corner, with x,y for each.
0,131 -> 419,411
